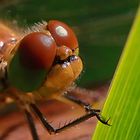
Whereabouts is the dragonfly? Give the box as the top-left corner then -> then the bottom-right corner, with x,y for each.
0,20 -> 110,140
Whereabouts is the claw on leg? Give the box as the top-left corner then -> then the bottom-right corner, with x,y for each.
64,93 -> 111,126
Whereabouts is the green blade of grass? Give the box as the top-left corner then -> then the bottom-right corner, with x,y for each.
92,7 -> 140,140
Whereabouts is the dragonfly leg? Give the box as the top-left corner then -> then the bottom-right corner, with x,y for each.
30,103 -> 110,134
24,110 -> 40,140
63,93 -> 100,112
63,93 -> 110,125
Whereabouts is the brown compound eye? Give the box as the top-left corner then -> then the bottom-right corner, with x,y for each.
47,20 -> 78,50
19,32 -> 57,70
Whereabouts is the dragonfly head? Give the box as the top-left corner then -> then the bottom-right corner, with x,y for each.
8,20 -> 83,94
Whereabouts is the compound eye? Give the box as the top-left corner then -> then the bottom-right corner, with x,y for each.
47,20 -> 78,50
19,32 -> 57,70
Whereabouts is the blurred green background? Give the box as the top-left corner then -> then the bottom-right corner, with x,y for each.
0,0 -> 139,87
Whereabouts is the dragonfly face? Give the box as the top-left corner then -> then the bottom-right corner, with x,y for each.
7,20 -> 83,96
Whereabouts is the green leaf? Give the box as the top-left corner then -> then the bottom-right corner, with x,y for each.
92,7 -> 140,140
8,51 -> 47,92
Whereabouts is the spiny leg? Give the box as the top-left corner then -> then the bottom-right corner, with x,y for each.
30,103 -> 55,134
24,110 -> 39,140
64,93 -> 110,125
63,93 -> 89,106
63,93 -> 100,112
30,103 -> 109,134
